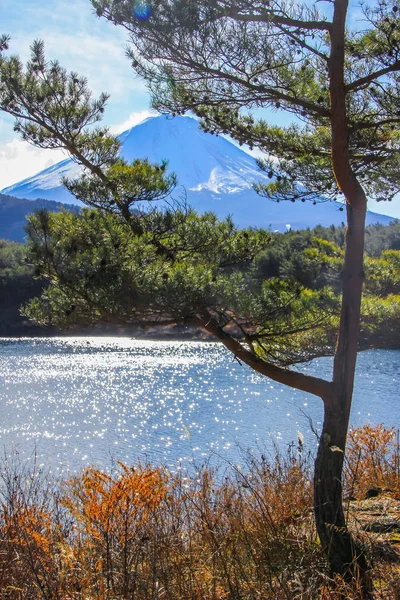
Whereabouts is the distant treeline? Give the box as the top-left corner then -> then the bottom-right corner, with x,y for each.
0,239 -> 50,335
1,219 -> 399,336
0,193 -> 80,243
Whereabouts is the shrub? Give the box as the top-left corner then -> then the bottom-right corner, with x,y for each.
0,425 -> 398,599
344,424 -> 400,499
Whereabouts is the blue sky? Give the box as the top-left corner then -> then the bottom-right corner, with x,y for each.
0,0 -> 399,218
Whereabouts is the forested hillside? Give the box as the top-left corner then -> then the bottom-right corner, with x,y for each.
0,193 -> 80,242
1,220 -> 399,337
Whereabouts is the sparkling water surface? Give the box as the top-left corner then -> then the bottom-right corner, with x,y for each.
0,338 -> 398,473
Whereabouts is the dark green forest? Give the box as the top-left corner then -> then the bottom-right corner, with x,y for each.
0,238 -> 49,335
1,217 -> 399,337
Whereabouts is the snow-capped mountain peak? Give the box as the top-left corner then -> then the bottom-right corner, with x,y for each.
1,114 -> 393,231
1,115 -> 269,203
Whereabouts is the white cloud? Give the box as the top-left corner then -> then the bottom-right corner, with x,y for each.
2,0 -> 155,190
110,110 -> 156,134
5,0 -> 147,103
8,30 -> 144,99
0,139 -> 66,190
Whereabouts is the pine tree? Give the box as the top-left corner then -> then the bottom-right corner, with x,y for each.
86,1 -> 400,592
2,1 -> 400,589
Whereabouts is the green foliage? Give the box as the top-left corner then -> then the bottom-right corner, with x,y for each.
64,158 -> 177,217
23,208 -> 267,325
364,221 -> 400,256
364,250 -> 400,296
254,231 -> 343,291
22,209 -> 400,364
0,239 -> 30,280
310,221 -> 400,257
92,0 -> 400,205
3,215 -> 399,349
0,39 -> 114,156
22,208 -> 341,364
360,293 -> 400,349
0,39 -> 177,215
0,238 -> 47,334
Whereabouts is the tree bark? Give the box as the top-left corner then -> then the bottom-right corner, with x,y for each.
312,1 -> 374,594
314,394 -> 372,594
314,199 -> 372,597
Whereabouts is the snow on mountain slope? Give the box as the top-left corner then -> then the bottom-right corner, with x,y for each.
120,114 -> 269,193
1,114 -> 393,231
1,158 -> 82,205
2,115 -> 268,201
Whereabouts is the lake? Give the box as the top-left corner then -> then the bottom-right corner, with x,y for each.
0,337 -> 398,473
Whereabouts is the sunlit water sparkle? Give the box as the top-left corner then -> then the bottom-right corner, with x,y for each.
0,338 -> 398,473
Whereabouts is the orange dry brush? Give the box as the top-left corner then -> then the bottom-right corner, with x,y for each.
0,428 -> 399,599
63,462 -> 166,538
2,502 -> 52,553
0,475 -> 62,599
61,462 -> 167,598
345,424 -> 400,499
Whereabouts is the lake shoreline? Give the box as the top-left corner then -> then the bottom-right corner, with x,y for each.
0,321 -> 214,342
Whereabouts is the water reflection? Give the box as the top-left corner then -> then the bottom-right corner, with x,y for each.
0,338 -> 398,472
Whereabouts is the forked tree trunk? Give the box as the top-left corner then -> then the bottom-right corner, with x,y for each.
314,199 -> 372,596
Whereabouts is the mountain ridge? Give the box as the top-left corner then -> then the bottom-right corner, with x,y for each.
0,193 -> 80,243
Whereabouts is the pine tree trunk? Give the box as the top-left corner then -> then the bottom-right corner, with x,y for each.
323,1 -> 373,591
314,395 -> 372,593
314,199 -> 372,597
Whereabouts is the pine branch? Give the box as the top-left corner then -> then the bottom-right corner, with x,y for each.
226,8 -> 332,33
196,309 -> 332,399
345,61 -> 400,93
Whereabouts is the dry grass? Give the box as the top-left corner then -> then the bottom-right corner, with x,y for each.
344,424 -> 400,499
0,425 -> 398,599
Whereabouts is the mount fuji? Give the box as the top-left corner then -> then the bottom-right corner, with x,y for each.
1,114 -> 393,231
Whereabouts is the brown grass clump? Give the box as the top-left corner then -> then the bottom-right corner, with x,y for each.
0,425 -> 398,599
344,424 -> 400,499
